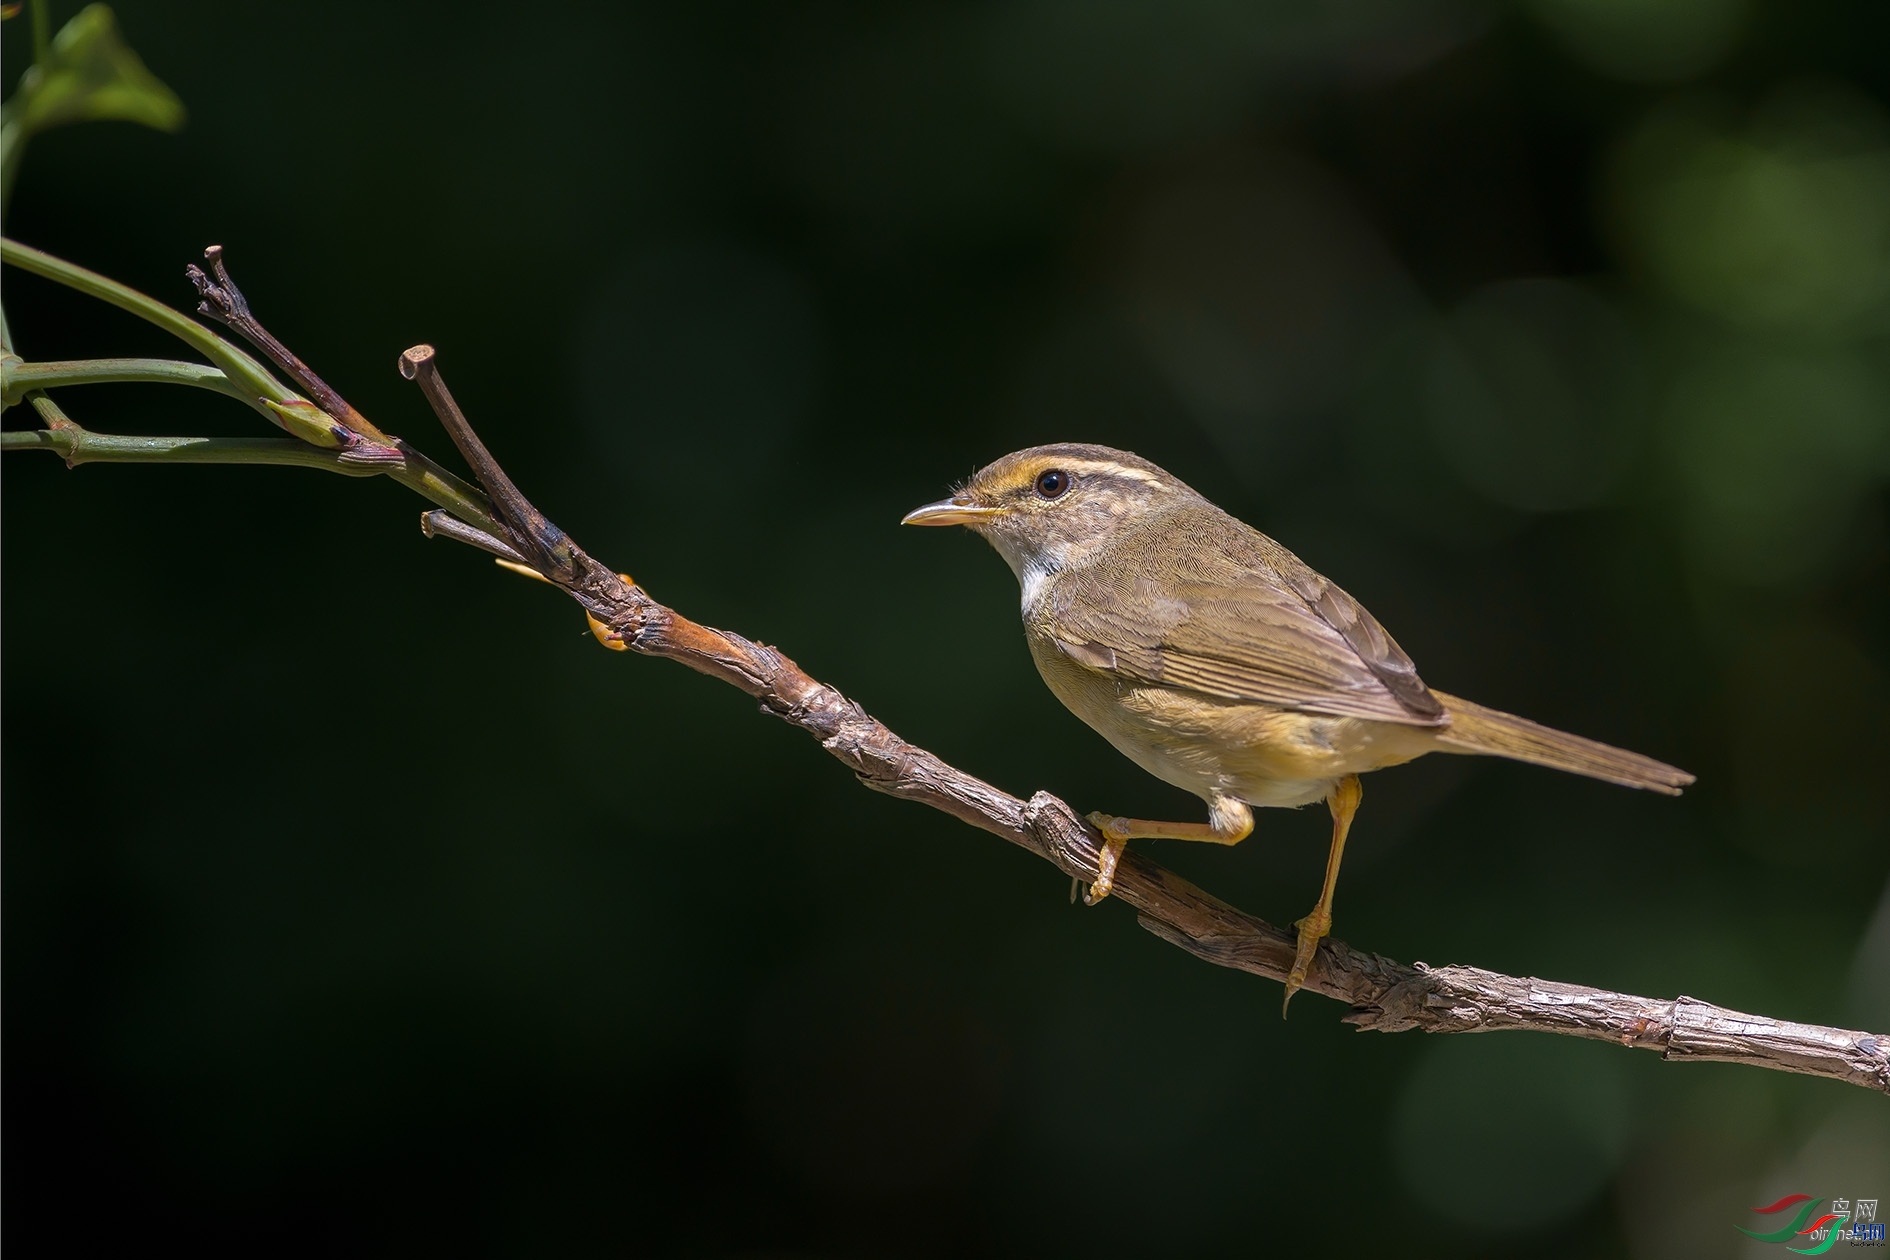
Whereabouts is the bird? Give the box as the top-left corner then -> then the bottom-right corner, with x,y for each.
903,443 -> 1693,1010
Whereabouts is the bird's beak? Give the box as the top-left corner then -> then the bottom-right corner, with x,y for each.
901,495 -> 1002,527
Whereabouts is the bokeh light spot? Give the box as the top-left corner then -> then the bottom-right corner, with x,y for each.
1529,0 -> 1749,83
1614,84 -> 1890,329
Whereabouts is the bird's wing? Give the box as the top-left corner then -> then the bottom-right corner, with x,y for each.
1044,514 -> 1446,726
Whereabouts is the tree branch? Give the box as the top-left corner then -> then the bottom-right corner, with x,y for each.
4,243 -> 1885,1097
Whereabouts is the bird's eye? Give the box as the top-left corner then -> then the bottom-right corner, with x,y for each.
1035,469 -> 1071,499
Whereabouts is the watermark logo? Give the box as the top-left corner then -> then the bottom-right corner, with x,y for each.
1739,1195 -> 1885,1253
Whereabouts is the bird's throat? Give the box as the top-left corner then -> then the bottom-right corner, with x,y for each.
980,529 -> 1076,611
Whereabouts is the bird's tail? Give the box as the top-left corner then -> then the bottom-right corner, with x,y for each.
1429,691 -> 1694,795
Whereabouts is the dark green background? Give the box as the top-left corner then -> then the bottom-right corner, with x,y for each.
4,1 -> 1887,1254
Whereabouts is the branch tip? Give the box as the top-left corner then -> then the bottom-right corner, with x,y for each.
182,245 -> 399,458
185,243 -> 249,326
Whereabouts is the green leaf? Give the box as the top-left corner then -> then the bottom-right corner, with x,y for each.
9,4 -> 185,137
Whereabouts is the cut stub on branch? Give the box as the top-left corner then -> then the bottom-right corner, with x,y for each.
418,507 -> 527,565
399,344 -> 636,619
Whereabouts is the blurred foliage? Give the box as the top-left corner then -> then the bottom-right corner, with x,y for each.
2,0 -> 1886,1255
1531,0 -> 1751,82
0,3 -> 184,205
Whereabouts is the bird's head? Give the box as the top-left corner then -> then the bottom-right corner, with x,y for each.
903,443 -> 1198,597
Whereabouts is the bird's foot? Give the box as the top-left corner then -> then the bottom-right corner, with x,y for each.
1082,812 -> 1131,904
497,561 -> 636,650
586,609 -> 626,650
1283,908 -> 1331,1015
587,573 -> 636,649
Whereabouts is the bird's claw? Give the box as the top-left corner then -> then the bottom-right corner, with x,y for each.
1081,812 -> 1129,905
1282,910 -> 1330,1015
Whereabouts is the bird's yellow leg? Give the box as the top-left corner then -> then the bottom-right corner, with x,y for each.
1283,774 -> 1363,1014
1082,798 -> 1252,906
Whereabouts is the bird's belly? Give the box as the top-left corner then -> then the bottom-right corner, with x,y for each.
1030,643 -> 1433,810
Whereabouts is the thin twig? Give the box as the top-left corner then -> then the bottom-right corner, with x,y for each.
400,347 -> 554,561
400,344 -> 633,619
187,246 -> 402,463
418,508 -> 530,565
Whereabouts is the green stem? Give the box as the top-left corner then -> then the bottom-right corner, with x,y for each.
0,237 -> 303,415
4,427 -> 500,531
30,0 -> 51,66
3,427 -> 382,472
27,386 -> 75,429
396,448 -> 502,534
2,357 -> 249,407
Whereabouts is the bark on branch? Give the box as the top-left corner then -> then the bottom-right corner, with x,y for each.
4,245 -> 1885,1096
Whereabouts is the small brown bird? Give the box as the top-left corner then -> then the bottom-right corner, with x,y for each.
904,444 -> 1692,1009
